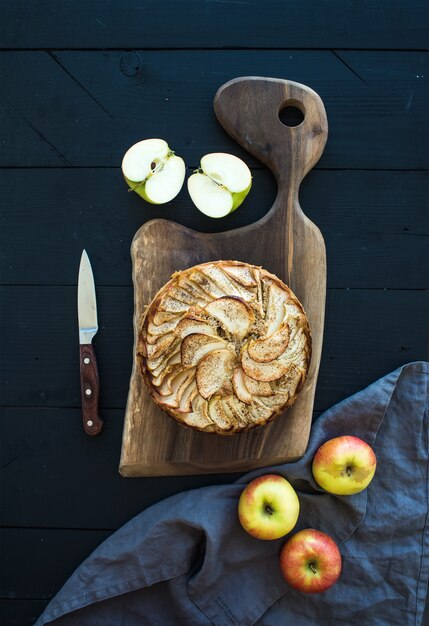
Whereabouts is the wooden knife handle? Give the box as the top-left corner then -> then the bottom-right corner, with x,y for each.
79,344 -> 103,436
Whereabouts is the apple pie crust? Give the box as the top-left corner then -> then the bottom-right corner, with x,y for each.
138,261 -> 311,434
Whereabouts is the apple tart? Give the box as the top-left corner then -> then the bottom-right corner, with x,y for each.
138,261 -> 311,434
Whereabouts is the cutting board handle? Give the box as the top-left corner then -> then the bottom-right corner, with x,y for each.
214,77 -> 328,198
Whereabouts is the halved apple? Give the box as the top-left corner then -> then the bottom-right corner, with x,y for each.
247,323 -> 290,363
196,349 -> 234,400
122,138 -> 186,204
204,296 -> 255,339
241,344 -> 290,382
181,333 -> 228,368
232,367 -> 253,404
187,153 -> 252,218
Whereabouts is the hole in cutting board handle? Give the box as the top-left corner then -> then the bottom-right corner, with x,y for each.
278,101 -> 305,127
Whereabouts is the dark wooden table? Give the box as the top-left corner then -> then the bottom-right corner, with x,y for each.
1,2 -> 428,624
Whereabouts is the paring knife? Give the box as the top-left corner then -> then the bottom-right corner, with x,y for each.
77,250 -> 103,435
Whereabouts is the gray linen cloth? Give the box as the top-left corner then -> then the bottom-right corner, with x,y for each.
36,362 -> 429,626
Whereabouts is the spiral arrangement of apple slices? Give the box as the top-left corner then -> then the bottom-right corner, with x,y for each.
138,261 -> 311,434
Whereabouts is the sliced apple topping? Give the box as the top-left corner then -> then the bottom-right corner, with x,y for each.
201,265 -> 254,302
254,392 -> 290,409
276,363 -> 304,396
228,396 -> 252,426
196,349 -> 234,400
232,367 -> 253,405
223,264 -> 257,287
264,282 -> 288,336
122,138 -> 185,204
158,296 -> 190,313
181,333 -> 229,368
145,333 -> 177,360
277,329 -> 309,366
146,317 -> 181,341
242,372 -> 273,397
152,310 -> 182,326
247,323 -> 290,363
187,153 -> 252,218
153,367 -> 196,408
146,342 -> 180,376
175,380 -> 199,413
150,359 -> 180,387
167,286 -> 196,305
241,344 -> 291,382
157,366 -> 196,397
248,402 -> 273,424
174,316 -> 217,339
208,396 -> 233,431
177,276 -> 212,304
204,296 -> 255,340
189,271 -> 226,299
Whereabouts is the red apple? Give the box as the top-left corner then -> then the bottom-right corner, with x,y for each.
280,529 -> 342,593
312,435 -> 377,495
238,474 -> 300,540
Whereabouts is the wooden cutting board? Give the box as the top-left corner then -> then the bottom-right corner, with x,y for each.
119,77 -> 328,477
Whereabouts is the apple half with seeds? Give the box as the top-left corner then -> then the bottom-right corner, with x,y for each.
138,261 -> 311,434
188,153 -> 252,218
122,138 -> 186,204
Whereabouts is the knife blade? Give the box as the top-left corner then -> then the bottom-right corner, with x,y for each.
77,250 -> 103,435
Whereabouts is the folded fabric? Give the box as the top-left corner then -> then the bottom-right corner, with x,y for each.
35,362 -> 429,626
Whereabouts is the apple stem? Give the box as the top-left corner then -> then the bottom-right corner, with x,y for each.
346,466 -> 352,476
265,505 -> 274,516
309,562 -> 317,574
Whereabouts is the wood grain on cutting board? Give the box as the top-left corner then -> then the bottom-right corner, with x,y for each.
120,77 -> 328,476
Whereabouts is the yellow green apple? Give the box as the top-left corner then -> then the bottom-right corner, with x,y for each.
238,474 -> 300,540
312,435 -> 377,495
122,138 -> 185,204
187,153 -> 252,218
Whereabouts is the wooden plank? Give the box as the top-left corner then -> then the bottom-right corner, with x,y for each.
1,169 -> 427,289
0,600 -> 49,626
0,528 -> 112,598
0,408 -> 247,529
0,51 -> 428,168
1,1 -> 428,50
0,287 -> 427,411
